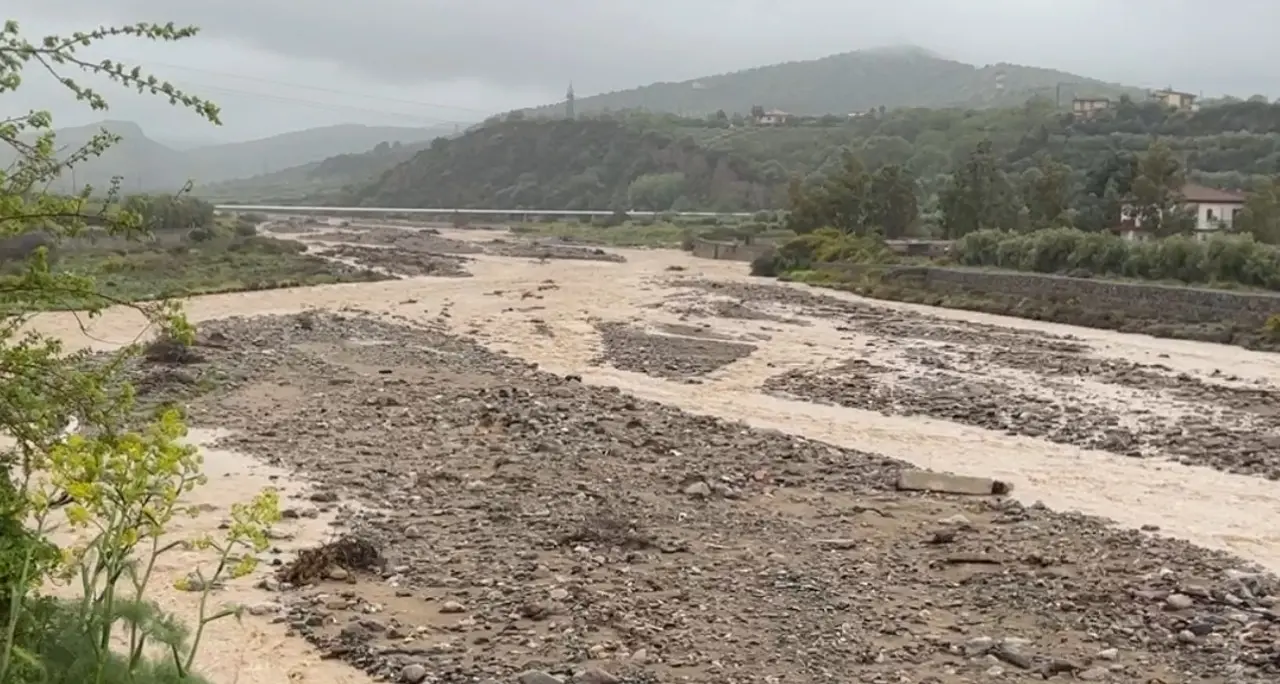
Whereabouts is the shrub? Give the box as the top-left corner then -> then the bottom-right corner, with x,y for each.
679,230 -> 696,251
233,220 -> 257,237
185,227 -> 216,243
752,228 -> 896,276
749,248 -> 780,276
0,24 -> 290,680
1265,314 -> 1280,338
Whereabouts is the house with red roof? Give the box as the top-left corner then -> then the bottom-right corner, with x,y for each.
1115,183 -> 1247,242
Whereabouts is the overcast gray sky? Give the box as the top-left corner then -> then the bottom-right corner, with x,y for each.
7,0 -> 1278,143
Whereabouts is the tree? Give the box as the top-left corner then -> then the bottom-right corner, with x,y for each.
1073,151 -> 1138,233
821,152 -> 873,234
784,153 -> 920,239
867,165 -> 919,238
1022,155 -> 1073,229
1126,140 -> 1192,236
626,172 -> 685,212
858,135 -> 913,169
0,19 -> 278,683
939,140 -> 1020,238
1238,178 -> 1280,244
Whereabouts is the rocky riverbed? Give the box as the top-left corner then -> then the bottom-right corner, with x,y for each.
652,278 -> 1280,479
120,312 -> 1280,684
592,322 -> 757,380
316,244 -> 473,278
307,226 -> 625,263
764,361 -> 1280,477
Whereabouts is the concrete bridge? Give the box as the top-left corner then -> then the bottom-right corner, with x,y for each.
214,204 -> 757,219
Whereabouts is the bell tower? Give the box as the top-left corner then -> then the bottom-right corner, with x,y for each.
566,82 -> 576,119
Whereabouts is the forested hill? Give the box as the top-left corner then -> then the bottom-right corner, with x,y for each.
351,119 -> 778,211
196,139 -> 433,203
523,47 -> 1144,117
345,98 -> 1280,214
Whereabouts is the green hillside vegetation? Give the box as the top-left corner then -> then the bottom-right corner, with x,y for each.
351,118 -> 780,211
523,46 -> 1144,118
0,120 -> 451,194
195,139 -> 433,203
344,97 -> 1280,223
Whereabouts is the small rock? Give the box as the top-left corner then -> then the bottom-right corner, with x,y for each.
340,622 -> 368,641
517,671 -> 563,684
400,663 -> 427,683
1077,667 -> 1109,681
439,600 -> 466,614
1095,648 -> 1118,661
682,481 -> 711,498
327,567 -> 350,581
247,602 -> 282,617
574,667 -> 620,684
1165,593 -> 1194,610
964,636 -> 994,655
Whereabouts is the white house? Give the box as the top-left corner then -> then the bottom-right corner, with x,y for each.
1183,183 -> 1246,239
1116,183 -> 1246,242
1071,97 -> 1111,119
756,109 -> 791,125
1151,88 -> 1199,112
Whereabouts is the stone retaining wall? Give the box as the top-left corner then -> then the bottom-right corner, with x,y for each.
819,264 -> 1280,326
690,239 -> 773,262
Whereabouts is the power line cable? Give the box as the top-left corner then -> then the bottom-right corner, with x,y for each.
168,80 -> 476,126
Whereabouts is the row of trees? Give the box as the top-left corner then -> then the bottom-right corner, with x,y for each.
783,130 -> 1280,247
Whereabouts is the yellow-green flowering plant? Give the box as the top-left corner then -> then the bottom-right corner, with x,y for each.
0,18 -> 279,683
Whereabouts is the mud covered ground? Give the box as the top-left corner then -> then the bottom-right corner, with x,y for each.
654,278 -> 1280,480
121,312 -> 1280,684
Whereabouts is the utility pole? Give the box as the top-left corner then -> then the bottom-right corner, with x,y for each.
565,82 -> 575,120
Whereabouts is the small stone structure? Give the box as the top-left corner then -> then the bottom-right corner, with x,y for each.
690,238 -> 773,262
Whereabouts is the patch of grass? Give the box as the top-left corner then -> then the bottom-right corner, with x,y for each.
4,233 -> 388,312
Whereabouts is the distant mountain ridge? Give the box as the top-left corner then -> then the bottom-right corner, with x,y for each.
525,46 -> 1146,117
1,121 -> 454,194
195,139 -> 437,203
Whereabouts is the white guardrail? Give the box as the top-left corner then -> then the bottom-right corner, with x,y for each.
214,204 -> 756,218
